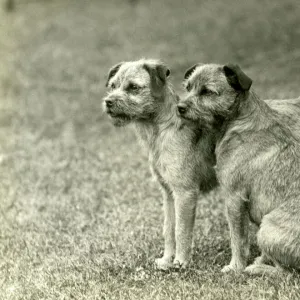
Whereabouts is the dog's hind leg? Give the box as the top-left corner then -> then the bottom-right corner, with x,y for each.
246,199 -> 300,275
245,252 -> 281,275
244,260 -> 282,276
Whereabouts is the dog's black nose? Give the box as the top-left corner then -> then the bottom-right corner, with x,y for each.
105,100 -> 113,108
177,104 -> 187,115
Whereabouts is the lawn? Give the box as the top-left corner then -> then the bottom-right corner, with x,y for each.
0,0 -> 300,299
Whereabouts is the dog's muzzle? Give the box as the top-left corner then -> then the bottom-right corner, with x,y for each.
105,99 -> 113,108
103,94 -> 116,109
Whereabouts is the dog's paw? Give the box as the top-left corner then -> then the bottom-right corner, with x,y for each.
221,264 -> 234,273
221,263 -> 245,273
155,257 -> 173,270
244,264 -> 280,276
244,264 -> 261,274
173,259 -> 188,270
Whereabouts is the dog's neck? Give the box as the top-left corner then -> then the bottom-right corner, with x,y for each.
154,85 -> 180,125
217,90 -> 277,141
238,91 -> 276,121
133,84 -> 182,149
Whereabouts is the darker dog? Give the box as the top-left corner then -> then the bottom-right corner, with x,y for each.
178,63 -> 300,274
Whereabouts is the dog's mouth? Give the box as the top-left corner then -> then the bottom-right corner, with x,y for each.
109,112 -> 131,120
107,111 -> 132,127
178,113 -> 197,123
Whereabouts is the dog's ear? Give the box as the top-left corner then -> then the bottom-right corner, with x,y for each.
156,64 -> 171,83
144,62 -> 170,83
144,62 -> 170,95
223,64 -> 252,91
184,63 -> 201,79
105,62 -> 124,87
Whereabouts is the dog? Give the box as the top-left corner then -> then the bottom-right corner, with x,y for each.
178,63 -> 300,275
103,59 -> 217,269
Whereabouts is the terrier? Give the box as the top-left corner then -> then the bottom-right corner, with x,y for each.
178,63 -> 300,275
103,59 -> 217,269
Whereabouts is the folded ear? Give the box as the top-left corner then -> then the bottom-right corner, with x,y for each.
184,63 -> 202,79
105,62 -> 124,87
143,62 -> 170,96
223,64 -> 252,91
156,64 -> 171,82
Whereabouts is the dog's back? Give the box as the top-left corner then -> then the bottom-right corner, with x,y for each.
266,97 -> 300,137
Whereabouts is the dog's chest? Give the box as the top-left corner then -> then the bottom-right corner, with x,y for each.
216,134 -> 249,183
135,123 -> 199,187
152,133 -> 183,169
149,129 -> 193,183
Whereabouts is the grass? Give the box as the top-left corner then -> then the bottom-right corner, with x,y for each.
0,0 -> 300,299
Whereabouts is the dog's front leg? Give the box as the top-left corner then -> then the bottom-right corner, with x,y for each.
222,196 -> 249,273
173,189 -> 198,268
155,184 -> 176,270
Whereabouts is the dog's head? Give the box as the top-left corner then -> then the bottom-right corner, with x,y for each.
103,59 -> 170,127
177,63 -> 252,129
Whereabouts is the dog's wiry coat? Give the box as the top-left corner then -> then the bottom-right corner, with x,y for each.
103,59 -> 217,269
179,63 -> 300,274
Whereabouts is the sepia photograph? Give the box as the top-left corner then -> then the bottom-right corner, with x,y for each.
1,0 -> 300,299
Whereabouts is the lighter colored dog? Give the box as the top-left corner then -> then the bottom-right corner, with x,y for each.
178,62 -> 300,275
103,59 -> 217,269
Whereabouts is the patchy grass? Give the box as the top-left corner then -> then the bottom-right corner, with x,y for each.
0,0 -> 300,299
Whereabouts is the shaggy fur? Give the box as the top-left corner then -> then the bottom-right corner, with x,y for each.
103,59 -> 217,269
178,63 -> 300,275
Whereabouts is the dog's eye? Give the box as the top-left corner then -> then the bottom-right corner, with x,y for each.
186,83 -> 191,92
128,83 -> 140,92
200,87 -> 214,96
111,83 -> 116,90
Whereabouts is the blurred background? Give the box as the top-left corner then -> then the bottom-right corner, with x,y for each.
0,0 -> 300,299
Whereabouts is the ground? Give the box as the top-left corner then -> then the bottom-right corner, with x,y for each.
0,0 -> 300,299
